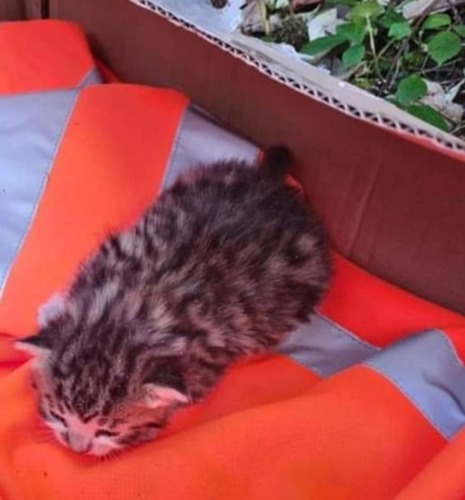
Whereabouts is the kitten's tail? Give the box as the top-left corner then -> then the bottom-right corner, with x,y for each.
260,146 -> 293,181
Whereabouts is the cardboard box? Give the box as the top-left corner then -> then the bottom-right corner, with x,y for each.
0,0 -> 24,20
0,0 -> 47,19
6,0 -> 465,315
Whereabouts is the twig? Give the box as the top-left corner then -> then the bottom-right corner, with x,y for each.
379,38 -> 409,94
451,122 -> 465,135
420,54 -> 429,72
421,60 -> 461,73
446,0 -> 464,23
257,0 -> 271,35
391,57 -> 403,90
379,0 -> 443,95
376,38 -> 398,60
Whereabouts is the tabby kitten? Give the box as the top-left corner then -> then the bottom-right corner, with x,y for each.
16,147 -> 331,456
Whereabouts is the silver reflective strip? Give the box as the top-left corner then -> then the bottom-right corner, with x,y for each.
279,312 -> 379,377
0,89 -> 80,297
77,67 -> 102,87
366,330 -> 465,439
162,105 -> 259,189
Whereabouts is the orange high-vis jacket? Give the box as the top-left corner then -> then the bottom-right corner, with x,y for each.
0,20 -> 101,95
1,20 -> 465,500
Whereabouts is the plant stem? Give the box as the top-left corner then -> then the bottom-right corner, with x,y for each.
258,0 -> 270,35
446,0 -> 464,24
452,122 -> 465,136
379,38 -> 409,95
420,54 -> 429,72
366,17 -> 383,79
421,58 -> 461,74
376,37 -> 397,60
378,0 -> 444,95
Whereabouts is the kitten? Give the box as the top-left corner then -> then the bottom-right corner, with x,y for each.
16,146 -> 331,457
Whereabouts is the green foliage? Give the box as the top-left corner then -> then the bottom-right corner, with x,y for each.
402,51 -> 424,72
422,13 -> 451,30
378,6 -> 404,28
406,104 -> 450,131
349,0 -> 384,21
396,75 -> 428,105
336,23 -> 367,45
388,22 -> 411,40
342,44 -> 365,68
426,31 -> 462,65
301,35 -> 346,55
454,25 -> 465,38
248,0 -> 465,135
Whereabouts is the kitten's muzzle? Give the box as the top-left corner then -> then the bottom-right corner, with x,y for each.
66,432 -> 92,454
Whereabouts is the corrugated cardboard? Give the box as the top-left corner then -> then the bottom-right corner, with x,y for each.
5,0 -> 465,315
0,0 -> 47,20
0,0 -> 24,20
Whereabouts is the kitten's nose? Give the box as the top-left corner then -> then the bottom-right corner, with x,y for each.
67,432 -> 92,454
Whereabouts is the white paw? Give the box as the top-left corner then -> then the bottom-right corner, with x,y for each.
37,293 -> 65,327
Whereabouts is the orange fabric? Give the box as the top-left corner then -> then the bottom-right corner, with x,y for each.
396,425 -> 465,500
1,245 -> 464,498
0,334 -> 27,379
0,21 -> 99,95
0,84 -> 188,337
320,253 -> 465,347
0,347 -> 449,500
2,21 -> 465,498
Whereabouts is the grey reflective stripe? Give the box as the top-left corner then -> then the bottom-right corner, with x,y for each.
77,67 -> 102,88
162,105 -> 259,189
0,89 -> 79,297
365,330 -> 465,439
278,312 -> 379,377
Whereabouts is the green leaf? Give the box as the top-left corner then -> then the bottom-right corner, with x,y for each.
336,22 -> 367,45
396,75 -> 427,105
342,44 -> 365,69
454,25 -> 465,38
427,31 -> 462,65
378,6 -> 405,28
325,0 -> 359,7
388,21 -> 412,40
406,104 -> 449,131
300,35 -> 346,56
422,13 -> 451,30
349,1 -> 384,21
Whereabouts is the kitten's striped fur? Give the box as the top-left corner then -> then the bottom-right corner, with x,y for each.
17,147 -> 331,456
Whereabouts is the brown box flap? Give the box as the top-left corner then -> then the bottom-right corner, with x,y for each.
49,0 -> 465,314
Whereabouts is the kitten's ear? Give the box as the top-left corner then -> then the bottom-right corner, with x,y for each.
142,356 -> 189,408
142,383 -> 189,409
15,329 -> 53,359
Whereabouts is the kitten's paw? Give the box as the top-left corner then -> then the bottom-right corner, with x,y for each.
37,293 -> 65,326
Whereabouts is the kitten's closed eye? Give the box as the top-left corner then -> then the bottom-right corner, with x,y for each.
49,410 -> 67,426
95,429 -> 118,438
38,405 -> 65,428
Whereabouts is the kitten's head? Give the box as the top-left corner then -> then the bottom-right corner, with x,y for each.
16,322 -> 190,457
